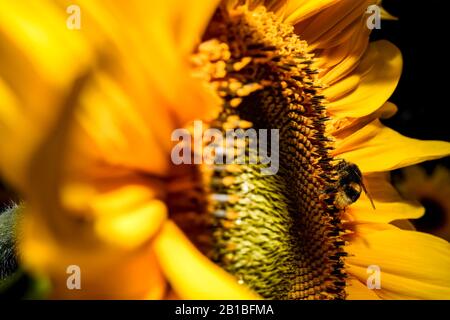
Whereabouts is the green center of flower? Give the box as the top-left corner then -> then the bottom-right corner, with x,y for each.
169,5 -> 349,300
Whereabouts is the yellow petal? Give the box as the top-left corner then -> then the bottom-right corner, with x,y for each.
20,160 -> 169,298
346,278 -> 381,300
347,229 -> 450,299
92,185 -> 168,250
19,209 -> 166,299
154,221 -> 260,300
293,0 -> 373,50
0,1 -> 93,190
334,120 -> 450,173
74,0 -> 220,125
0,0 -> 220,193
175,0 -> 222,55
318,27 -> 369,86
284,0 -> 347,25
329,101 -> 398,140
348,173 -> 424,224
44,156 -> 169,249
0,1 -> 92,87
326,41 -> 402,118
72,72 -> 174,175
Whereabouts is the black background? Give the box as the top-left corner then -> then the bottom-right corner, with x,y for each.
372,0 -> 450,167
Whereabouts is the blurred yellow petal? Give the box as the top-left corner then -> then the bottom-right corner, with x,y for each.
0,1 -> 92,87
0,0 -> 220,193
432,166 -> 450,186
19,104 -> 170,296
175,0 -> 222,55
0,0 -> 221,300
20,209 -> 166,299
347,230 -> 450,299
72,72 -> 175,176
73,0 -> 221,125
93,194 -> 167,250
154,221 -> 260,300
334,120 -> 450,173
0,1 -> 93,190
394,165 -> 450,241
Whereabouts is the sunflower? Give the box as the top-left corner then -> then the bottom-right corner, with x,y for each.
394,165 -> 450,242
0,0 -> 450,300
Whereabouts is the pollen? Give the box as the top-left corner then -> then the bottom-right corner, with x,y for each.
170,5 -> 347,300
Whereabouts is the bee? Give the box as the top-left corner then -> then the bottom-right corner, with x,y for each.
333,160 -> 375,210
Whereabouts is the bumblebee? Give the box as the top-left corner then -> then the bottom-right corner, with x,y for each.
333,160 -> 375,210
